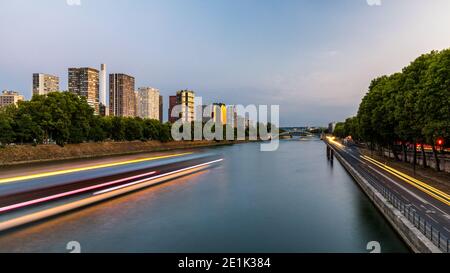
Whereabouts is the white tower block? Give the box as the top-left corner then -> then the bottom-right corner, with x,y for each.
100,64 -> 107,106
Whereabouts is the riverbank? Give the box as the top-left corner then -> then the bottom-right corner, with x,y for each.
0,140 -> 239,166
325,141 -> 441,253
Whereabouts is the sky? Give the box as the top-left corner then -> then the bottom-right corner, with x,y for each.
0,0 -> 449,126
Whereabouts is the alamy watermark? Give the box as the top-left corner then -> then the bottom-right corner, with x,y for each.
66,241 -> 81,253
66,0 -> 81,6
366,0 -> 382,6
170,97 -> 280,152
367,241 -> 381,253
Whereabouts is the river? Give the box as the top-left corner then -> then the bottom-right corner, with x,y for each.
0,139 -> 409,253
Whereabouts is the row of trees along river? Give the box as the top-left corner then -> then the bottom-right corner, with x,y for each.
0,92 -> 273,147
333,48 -> 449,172
0,92 -> 173,146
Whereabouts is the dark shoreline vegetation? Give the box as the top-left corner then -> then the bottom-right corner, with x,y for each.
0,92 -> 173,147
333,49 -> 449,171
0,92 -> 273,148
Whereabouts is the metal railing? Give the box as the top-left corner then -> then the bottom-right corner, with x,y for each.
376,183 -> 449,253
326,140 -> 449,253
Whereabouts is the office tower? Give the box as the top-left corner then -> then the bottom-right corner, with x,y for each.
176,90 -> 195,122
227,105 -> 238,128
134,91 -> 138,118
136,87 -> 160,120
32,73 -> 59,96
100,64 -> 107,106
200,105 -> 213,123
99,64 -> 109,116
109,73 -> 136,117
0,90 -> 25,107
235,115 -> 249,129
212,103 -> 227,124
68,67 -> 100,114
328,122 -> 337,133
159,95 -> 163,122
168,95 -> 178,123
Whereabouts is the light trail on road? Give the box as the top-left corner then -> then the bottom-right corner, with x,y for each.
361,155 -> 450,206
326,138 -> 450,252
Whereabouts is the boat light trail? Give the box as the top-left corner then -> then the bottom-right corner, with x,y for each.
0,153 -> 192,185
0,171 -> 157,214
94,159 -> 224,195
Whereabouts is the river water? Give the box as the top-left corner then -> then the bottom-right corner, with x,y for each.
0,139 -> 409,253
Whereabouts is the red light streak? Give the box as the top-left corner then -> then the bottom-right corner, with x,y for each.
94,159 -> 224,195
0,171 -> 157,214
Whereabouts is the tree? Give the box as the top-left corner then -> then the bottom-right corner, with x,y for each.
100,116 -> 113,140
0,106 -> 17,145
333,122 -> 346,138
13,113 -> 43,144
1,91 -> 178,146
159,122 -> 173,142
0,117 -> 14,146
142,119 -> 160,140
123,118 -> 143,141
89,116 -> 107,142
67,94 -> 94,144
357,78 -> 384,151
418,49 -> 450,170
336,48 -> 449,172
111,117 -> 125,141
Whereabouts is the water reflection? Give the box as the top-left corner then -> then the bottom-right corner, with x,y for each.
0,140 -> 409,253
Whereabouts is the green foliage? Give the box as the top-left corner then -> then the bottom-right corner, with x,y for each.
124,118 -> 143,141
142,119 -> 161,140
335,48 -> 449,151
0,115 -> 15,146
159,122 -> 173,142
88,116 -> 107,142
333,122 -> 346,138
0,92 -> 174,146
111,116 -> 125,141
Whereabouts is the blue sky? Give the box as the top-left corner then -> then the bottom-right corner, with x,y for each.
0,0 -> 449,126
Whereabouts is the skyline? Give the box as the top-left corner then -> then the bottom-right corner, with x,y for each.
1,0 -> 450,126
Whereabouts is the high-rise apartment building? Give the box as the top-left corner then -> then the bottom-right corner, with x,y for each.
134,91 -> 138,118
136,87 -> 160,120
168,95 -> 178,123
231,105 -> 238,128
200,103 -> 227,124
32,73 -> 59,96
0,90 -> 25,108
99,64 -> 107,106
159,95 -> 164,122
109,73 -> 136,117
199,105 -> 212,123
328,122 -> 337,134
99,64 -> 109,116
212,103 -> 227,124
68,67 -> 100,114
176,90 -> 195,122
